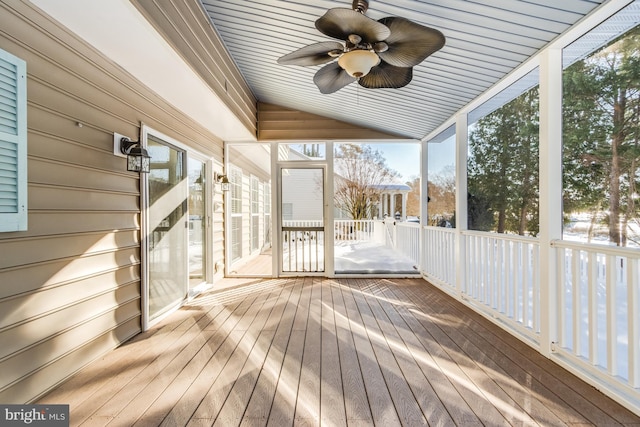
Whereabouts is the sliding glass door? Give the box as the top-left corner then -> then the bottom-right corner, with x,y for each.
147,135 -> 188,322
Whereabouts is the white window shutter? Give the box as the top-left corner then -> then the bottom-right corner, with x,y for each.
0,49 -> 26,232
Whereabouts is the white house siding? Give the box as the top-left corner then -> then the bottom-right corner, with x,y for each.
0,2 -> 228,403
281,168 -> 324,222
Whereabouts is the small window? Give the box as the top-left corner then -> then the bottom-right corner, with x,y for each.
0,49 -> 27,232
282,203 -> 293,220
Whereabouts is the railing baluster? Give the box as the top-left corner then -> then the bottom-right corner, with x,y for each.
489,237 -> 494,308
515,242 -> 520,321
519,242 -> 529,325
588,251 -> 598,366
507,239 -> 512,315
628,257 -> 639,388
606,254 -> 617,376
496,239 -> 503,311
572,248 -> 581,356
467,235 -> 472,295
557,247 -> 567,348
532,243 -> 539,332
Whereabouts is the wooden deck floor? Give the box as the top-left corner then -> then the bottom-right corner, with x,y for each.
40,277 -> 640,426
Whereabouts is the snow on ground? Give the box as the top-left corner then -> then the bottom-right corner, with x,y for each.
333,240 -> 418,273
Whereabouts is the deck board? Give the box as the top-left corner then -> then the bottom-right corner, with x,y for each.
39,277 -> 640,426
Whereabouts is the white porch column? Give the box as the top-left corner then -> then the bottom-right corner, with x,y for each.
401,192 -> 407,220
455,112 -> 468,298
421,140 -> 429,225
378,196 -> 383,219
539,47 -> 563,357
390,192 -> 396,218
270,141 -> 279,278
326,141 -> 335,276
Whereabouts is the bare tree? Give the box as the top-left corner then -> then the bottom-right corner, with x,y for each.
428,165 -> 456,225
334,144 -> 398,220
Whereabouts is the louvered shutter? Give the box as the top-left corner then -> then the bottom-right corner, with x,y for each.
0,49 -> 26,232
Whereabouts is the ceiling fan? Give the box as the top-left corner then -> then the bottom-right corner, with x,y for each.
277,0 -> 445,94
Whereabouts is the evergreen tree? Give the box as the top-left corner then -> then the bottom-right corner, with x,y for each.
563,26 -> 640,246
467,87 -> 540,235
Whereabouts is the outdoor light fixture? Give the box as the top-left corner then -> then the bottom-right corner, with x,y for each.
337,49 -> 380,78
215,172 -> 230,192
120,137 -> 151,173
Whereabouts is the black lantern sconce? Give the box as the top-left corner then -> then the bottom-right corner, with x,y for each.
120,137 -> 151,173
215,172 -> 230,192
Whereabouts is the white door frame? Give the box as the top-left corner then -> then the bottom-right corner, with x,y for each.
141,125 -> 214,330
276,161 -> 331,276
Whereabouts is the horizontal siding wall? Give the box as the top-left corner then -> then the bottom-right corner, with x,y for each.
0,2 -> 224,403
132,0 -> 257,136
257,103 -> 408,141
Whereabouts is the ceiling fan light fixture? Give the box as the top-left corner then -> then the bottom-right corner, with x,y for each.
338,49 -> 380,78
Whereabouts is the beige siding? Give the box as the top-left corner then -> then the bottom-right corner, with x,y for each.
132,0 -> 257,136
0,1 -> 225,403
257,103 -> 408,141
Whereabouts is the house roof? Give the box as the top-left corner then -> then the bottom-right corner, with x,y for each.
373,183 -> 412,192
199,0 -> 608,140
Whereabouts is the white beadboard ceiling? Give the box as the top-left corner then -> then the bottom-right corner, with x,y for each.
198,0 -> 606,140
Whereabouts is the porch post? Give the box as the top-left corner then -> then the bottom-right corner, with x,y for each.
539,47 -> 563,357
401,192 -> 407,220
455,112 -> 468,298
270,141 -> 279,277
326,141 -> 335,276
419,139 -> 428,272
390,192 -> 396,218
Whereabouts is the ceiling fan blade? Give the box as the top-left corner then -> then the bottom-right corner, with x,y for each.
358,61 -> 413,89
313,62 -> 357,94
377,17 -> 445,68
277,41 -> 344,66
316,8 -> 390,44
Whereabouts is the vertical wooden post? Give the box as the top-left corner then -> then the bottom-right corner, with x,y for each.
271,141 -> 279,277
326,141 -> 335,276
455,113 -> 468,298
420,139 -> 429,273
539,47 -> 563,357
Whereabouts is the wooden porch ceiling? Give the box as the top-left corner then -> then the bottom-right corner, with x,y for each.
40,277 -> 639,426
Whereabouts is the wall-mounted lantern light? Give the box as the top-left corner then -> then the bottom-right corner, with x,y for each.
120,137 -> 151,173
215,172 -> 230,192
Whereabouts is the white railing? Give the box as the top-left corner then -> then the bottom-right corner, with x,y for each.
334,219 -> 375,241
283,220 -> 323,228
463,231 -> 541,341
423,226 -> 456,289
281,220 -> 324,273
395,222 -> 421,267
552,240 -> 640,393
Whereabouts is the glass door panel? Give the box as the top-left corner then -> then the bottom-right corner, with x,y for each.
280,167 -> 325,273
147,135 -> 187,321
188,157 -> 206,289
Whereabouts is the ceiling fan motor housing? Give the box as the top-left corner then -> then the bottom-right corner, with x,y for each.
352,0 -> 369,14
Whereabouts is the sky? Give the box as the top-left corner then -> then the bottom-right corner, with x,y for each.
288,140 -> 457,183
373,137 -> 456,183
